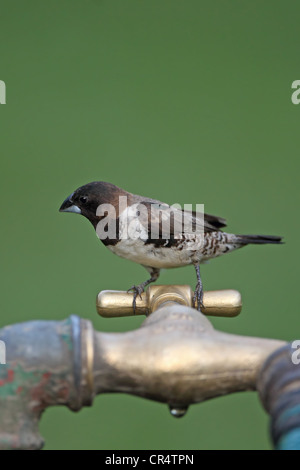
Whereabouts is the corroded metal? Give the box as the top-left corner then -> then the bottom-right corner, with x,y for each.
257,343 -> 300,449
0,301 -> 285,450
0,316 -> 94,450
96,285 -> 242,317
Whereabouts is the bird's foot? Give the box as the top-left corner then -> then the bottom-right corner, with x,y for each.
193,282 -> 204,312
127,284 -> 145,314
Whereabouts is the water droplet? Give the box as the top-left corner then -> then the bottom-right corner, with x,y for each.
169,405 -> 188,418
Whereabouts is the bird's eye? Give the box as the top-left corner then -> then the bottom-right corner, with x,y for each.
79,196 -> 88,204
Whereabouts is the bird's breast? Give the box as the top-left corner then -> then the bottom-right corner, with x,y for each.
98,207 -> 232,268
104,207 -> 199,268
106,238 -> 194,268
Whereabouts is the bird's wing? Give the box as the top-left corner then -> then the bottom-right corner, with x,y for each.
129,200 -> 226,240
184,210 -> 227,230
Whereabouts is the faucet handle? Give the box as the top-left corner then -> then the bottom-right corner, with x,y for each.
96,285 -> 242,318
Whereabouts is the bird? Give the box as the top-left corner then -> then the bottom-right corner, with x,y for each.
59,181 -> 283,312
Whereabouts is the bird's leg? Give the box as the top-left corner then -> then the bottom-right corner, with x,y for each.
193,263 -> 204,312
127,268 -> 160,314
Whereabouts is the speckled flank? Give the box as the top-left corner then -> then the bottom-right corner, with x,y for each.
108,229 -> 242,269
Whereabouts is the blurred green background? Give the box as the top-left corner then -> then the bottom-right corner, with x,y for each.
0,0 -> 298,450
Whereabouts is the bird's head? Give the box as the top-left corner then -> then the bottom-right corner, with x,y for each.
59,181 -> 128,227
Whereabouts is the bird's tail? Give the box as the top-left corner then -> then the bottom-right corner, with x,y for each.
235,234 -> 283,245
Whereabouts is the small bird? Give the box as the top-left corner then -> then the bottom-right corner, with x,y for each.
59,181 -> 283,312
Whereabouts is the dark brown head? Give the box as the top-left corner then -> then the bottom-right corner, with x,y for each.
59,181 -> 128,227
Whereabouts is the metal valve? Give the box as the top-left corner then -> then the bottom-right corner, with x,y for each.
96,285 -> 242,318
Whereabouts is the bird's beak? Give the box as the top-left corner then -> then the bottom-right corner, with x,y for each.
59,195 -> 81,214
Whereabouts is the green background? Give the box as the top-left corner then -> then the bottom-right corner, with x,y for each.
0,0 -> 298,450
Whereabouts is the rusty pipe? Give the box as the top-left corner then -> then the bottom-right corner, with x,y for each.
0,316 -> 94,450
0,305 -> 285,449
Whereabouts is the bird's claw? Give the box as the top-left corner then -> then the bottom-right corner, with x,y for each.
127,285 -> 145,314
193,282 -> 204,312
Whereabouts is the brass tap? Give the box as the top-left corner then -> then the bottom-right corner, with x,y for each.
96,285 -> 242,318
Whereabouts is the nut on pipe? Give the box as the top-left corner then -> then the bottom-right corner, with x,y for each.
96,285 -> 242,318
